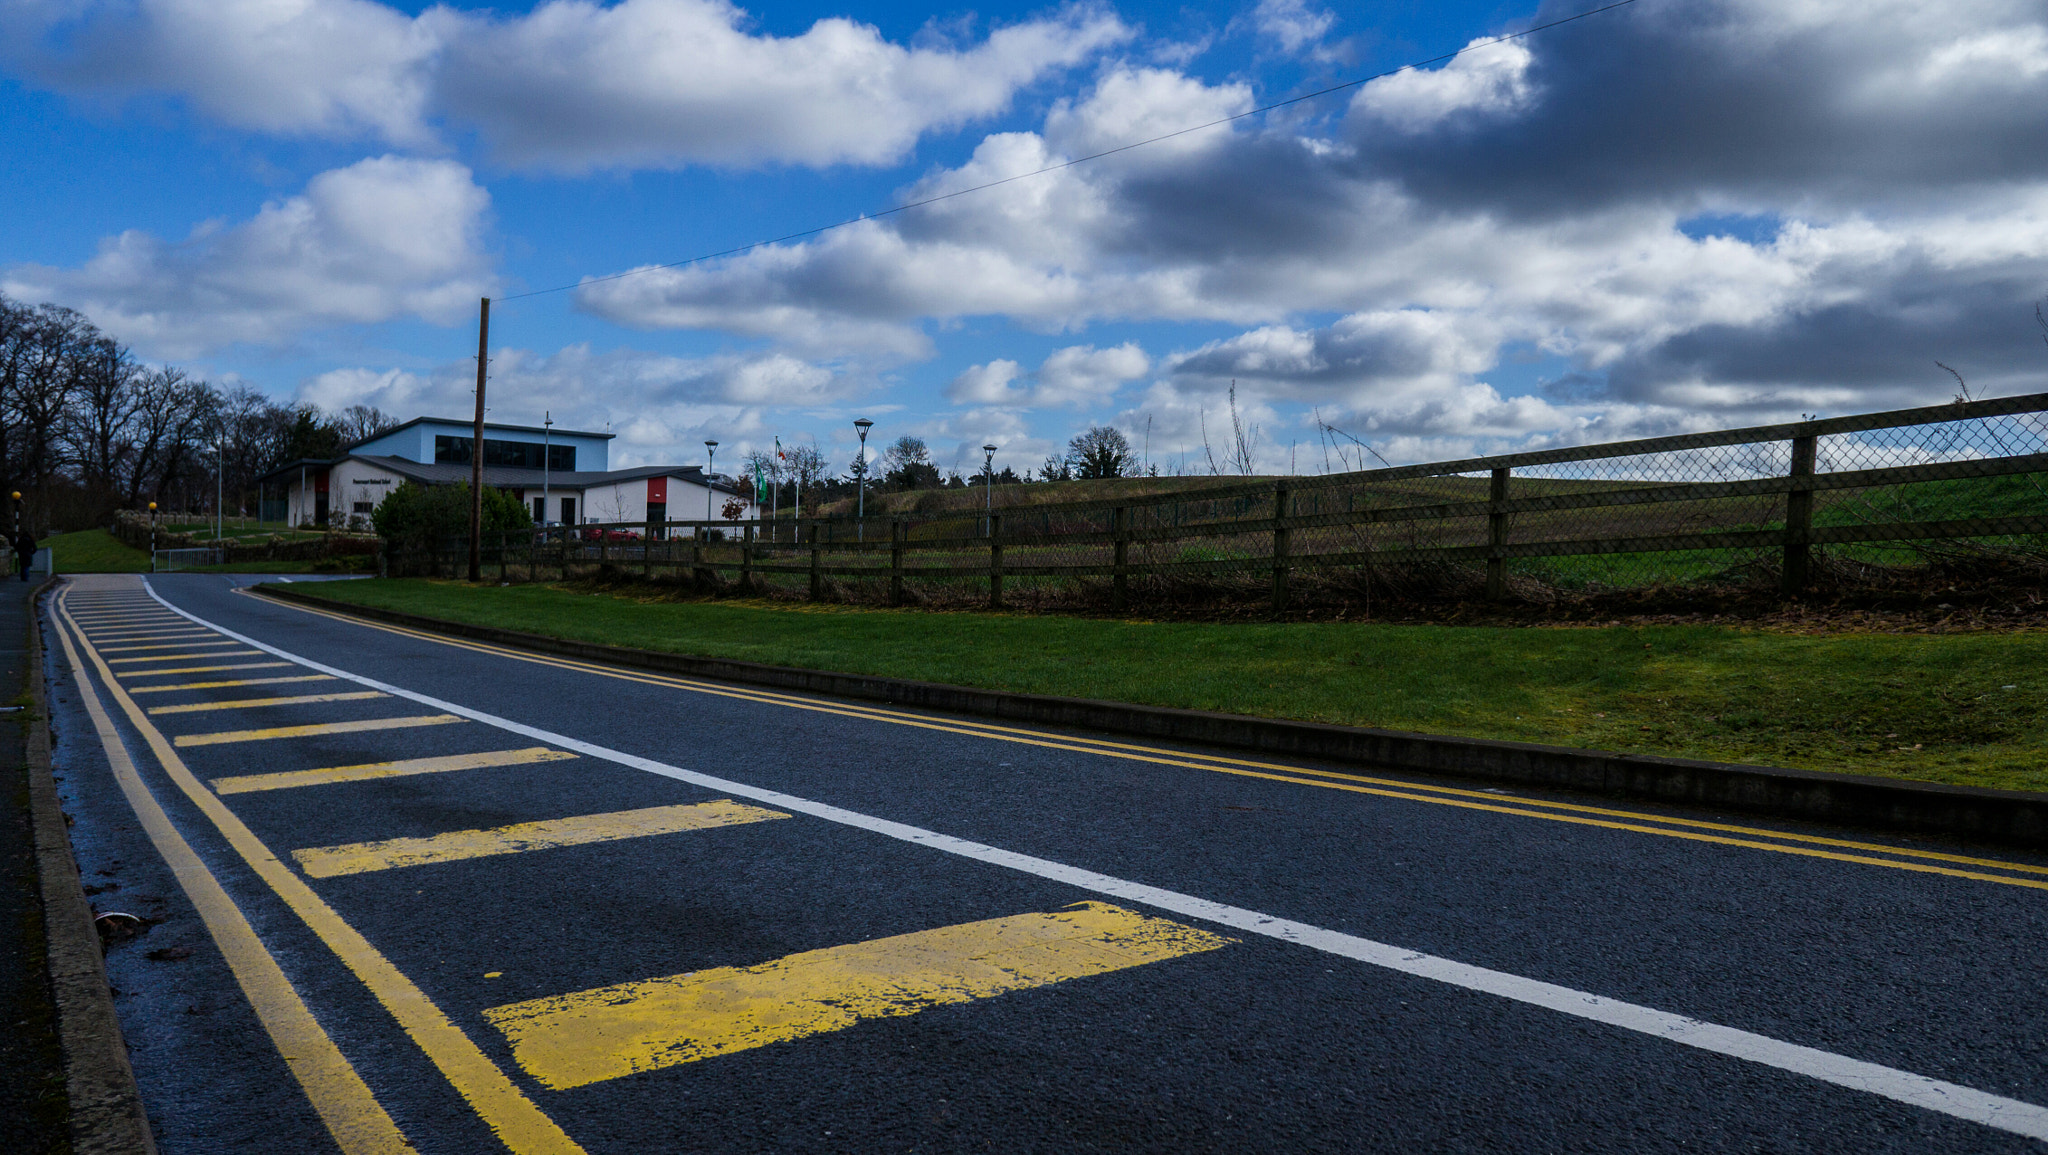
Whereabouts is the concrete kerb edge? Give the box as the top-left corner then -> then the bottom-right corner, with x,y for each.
256,584 -> 2048,852
26,577 -> 158,1155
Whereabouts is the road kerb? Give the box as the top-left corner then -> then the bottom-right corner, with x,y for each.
25,578 -> 158,1154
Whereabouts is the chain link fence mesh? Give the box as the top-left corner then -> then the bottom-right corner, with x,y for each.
402,394 -> 2048,614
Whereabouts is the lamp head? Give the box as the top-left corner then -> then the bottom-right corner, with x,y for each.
148,502 -> 157,511
853,418 -> 873,441
983,445 -> 997,457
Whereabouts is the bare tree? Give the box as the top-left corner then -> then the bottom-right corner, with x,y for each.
1225,382 -> 1261,474
125,368 -> 219,509
337,404 -> 399,445
63,333 -> 141,510
1,302 -> 93,513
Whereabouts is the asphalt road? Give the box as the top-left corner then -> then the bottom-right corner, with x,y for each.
42,572 -> 2048,1153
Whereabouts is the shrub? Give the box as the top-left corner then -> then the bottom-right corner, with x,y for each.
373,482 -> 532,550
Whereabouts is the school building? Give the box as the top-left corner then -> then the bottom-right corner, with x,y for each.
257,416 -> 754,529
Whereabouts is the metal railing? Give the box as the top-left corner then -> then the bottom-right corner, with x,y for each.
396,392 -> 2048,610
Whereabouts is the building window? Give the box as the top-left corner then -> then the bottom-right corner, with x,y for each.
560,497 -> 575,525
533,497 -> 545,523
434,435 -> 575,471
353,502 -> 373,515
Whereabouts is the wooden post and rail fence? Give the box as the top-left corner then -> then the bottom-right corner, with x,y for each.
401,393 -> 2048,609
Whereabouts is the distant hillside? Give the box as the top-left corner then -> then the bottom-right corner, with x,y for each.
805,474 -> 1267,517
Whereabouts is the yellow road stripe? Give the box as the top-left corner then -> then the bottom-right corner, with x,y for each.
131,675 -> 339,694
116,661 -> 292,677
50,595 -> 413,1154
109,650 -> 263,664
88,628 -> 216,640
174,714 -> 464,747
293,799 -> 790,878
147,690 -> 385,715
98,639 -> 239,653
259,590 -> 2048,889
487,901 -> 1232,1089
90,635 -> 219,646
58,591 -> 588,1155
214,747 -> 576,794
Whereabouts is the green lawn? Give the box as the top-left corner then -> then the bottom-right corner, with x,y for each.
46,528 -> 363,573
47,529 -> 151,572
277,578 -> 2048,794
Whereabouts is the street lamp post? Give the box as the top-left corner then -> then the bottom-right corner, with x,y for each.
704,440 -> 719,523
542,411 -> 553,528
216,438 -> 224,545
853,418 -> 873,541
148,501 -> 157,573
983,444 -> 998,536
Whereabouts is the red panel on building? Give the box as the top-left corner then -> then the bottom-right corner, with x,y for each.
647,476 -> 667,502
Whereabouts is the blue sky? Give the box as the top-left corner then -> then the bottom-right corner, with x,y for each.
5,0 -> 2046,475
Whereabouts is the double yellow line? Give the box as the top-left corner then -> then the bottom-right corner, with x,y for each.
53,587 -> 587,1155
251,589 -> 2048,893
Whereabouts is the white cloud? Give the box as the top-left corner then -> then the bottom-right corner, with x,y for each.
3,0 -> 438,143
1249,0 -> 1334,56
433,0 -> 1129,170
588,0 -> 2048,451
1348,39 -> 1534,134
1042,66 -> 1252,159
945,341 -> 1149,407
2,156 -> 492,357
300,341 -> 860,466
5,0 -> 1128,169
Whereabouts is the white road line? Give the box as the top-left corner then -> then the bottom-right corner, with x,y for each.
145,581 -> 2048,1142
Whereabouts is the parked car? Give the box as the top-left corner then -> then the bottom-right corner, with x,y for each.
578,526 -> 641,542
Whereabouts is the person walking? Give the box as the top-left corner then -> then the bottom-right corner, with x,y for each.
13,526 -> 35,581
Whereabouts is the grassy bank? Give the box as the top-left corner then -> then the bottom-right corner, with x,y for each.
44,528 -> 355,573
47,529 -> 150,572
281,578 -> 2048,794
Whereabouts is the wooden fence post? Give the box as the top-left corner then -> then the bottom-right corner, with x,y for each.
741,523 -> 755,592
1271,480 -> 1291,614
809,522 -> 823,600
889,519 -> 906,605
1784,434 -> 1817,594
1112,506 -> 1129,611
644,517 -> 656,578
1486,467 -> 1510,601
690,525 -> 703,588
988,514 -> 1004,609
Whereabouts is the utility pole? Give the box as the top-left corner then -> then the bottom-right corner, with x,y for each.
542,410 -> 553,527
468,296 -> 489,582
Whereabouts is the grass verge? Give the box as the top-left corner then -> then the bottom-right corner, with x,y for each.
45,528 -> 368,574
278,578 -> 2048,794
47,528 -> 150,572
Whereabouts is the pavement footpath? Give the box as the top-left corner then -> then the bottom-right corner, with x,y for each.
0,574 -> 67,1151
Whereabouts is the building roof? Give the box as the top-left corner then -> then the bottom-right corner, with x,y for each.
276,454 -> 750,496
339,414 -> 615,455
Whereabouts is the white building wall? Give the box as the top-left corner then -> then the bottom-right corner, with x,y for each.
669,476 -> 756,524
579,480 -> 647,525
581,476 -> 756,526
330,461 -> 409,530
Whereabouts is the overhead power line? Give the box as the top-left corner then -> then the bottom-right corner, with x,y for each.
498,0 -> 1642,303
